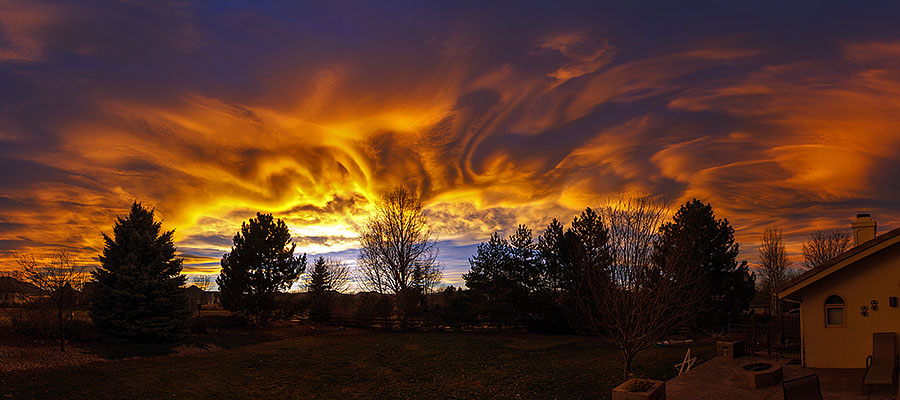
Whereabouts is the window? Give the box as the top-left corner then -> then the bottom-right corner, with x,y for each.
825,295 -> 845,326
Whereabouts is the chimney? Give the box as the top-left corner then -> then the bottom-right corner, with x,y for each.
852,213 -> 877,246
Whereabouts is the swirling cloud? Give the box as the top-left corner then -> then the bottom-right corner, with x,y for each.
2,1 -> 900,285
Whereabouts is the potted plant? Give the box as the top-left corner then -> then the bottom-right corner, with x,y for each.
612,378 -> 666,400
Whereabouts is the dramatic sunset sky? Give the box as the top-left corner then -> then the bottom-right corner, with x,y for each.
2,1 -> 900,286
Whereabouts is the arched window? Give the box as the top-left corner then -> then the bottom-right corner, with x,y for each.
825,295 -> 845,327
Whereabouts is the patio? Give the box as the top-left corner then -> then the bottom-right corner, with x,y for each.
667,355 -> 897,399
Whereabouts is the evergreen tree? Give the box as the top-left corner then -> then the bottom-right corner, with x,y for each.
89,202 -> 191,341
539,209 -> 611,333
463,232 -> 526,327
537,218 -> 570,290
654,199 -> 755,329
217,212 -> 307,325
507,225 -> 541,291
304,256 -> 350,322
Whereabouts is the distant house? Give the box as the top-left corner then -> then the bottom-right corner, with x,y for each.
778,214 -> 900,368
749,292 -> 771,315
183,285 -> 220,310
0,276 -> 41,306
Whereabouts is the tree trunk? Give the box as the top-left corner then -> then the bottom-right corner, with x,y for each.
57,307 -> 66,352
623,349 -> 633,381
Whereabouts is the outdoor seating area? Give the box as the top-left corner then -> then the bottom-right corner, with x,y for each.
865,332 -> 898,393
782,374 -> 823,400
667,355 -> 897,400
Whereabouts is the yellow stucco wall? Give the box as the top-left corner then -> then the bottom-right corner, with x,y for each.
800,248 -> 900,368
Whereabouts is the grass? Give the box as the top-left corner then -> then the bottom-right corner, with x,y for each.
0,330 -> 715,399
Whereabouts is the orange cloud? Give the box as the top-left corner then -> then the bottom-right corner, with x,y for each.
3,2 -> 900,286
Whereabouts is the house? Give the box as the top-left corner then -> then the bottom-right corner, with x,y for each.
183,285 -> 220,310
749,291 -> 772,315
778,214 -> 900,368
0,276 -> 41,306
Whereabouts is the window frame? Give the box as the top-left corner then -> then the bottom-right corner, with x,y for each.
824,294 -> 846,328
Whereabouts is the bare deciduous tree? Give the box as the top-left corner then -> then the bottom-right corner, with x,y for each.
358,186 -> 442,327
758,226 -> 792,312
801,229 -> 851,270
566,196 -> 707,380
14,250 -> 88,351
192,275 -> 213,291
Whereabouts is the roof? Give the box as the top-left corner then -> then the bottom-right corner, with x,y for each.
0,276 -> 41,294
777,225 -> 900,299
750,291 -> 771,306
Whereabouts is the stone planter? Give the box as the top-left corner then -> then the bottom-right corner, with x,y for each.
716,339 -> 745,359
733,362 -> 783,389
612,378 -> 666,400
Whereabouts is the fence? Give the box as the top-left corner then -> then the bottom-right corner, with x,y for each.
292,316 -> 526,332
728,313 -> 801,358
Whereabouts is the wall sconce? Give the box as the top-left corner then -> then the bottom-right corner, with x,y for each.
861,305 -> 869,317
871,300 -> 879,311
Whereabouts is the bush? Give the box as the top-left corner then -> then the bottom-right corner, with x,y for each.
274,293 -> 308,321
355,294 -> 394,326
191,314 -> 248,334
10,304 -> 101,342
10,306 -> 52,338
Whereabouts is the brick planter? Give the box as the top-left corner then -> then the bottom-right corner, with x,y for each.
716,339 -> 745,359
612,378 -> 666,400
733,362 -> 783,389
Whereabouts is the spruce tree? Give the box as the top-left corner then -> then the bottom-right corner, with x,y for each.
89,202 -> 191,341
304,256 -> 350,322
217,212 -> 306,325
654,199 -> 756,329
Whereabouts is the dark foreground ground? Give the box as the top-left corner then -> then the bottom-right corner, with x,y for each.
0,329 -> 715,399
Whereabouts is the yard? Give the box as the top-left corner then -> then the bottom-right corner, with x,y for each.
0,329 -> 715,399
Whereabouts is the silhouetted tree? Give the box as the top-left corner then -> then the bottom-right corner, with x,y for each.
801,229 -> 852,269
15,250 -> 88,351
537,218 -> 572,291
758,226 -> 792,313
358,186 -> 442,328
537,208 -> 613,334
218,212 -> 307,325
430,286 -> 474,331
546,208 -> 612,290
654,199 -> 756,329
304,256 -> 350,322
463,231 -> 530,327
90,202 -> 191,341
465,222 -> 583,332
566,196 -> 706,380
191,275 -> 213,291
507,225 -> 542,291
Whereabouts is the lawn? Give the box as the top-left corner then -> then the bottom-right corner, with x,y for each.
0,331 -> 715,399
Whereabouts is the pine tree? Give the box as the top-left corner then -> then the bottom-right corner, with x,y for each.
654,199 -> 756,329
304,256 -> 350,322
89,202 -> 191,341
217,212 -> 306,325
463,232 -> 523,327
538,208 -> 612,333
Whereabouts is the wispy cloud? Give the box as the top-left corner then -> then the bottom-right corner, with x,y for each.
2,1 -> 900,281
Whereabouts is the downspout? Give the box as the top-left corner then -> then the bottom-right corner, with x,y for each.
782,297 -> 804,367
